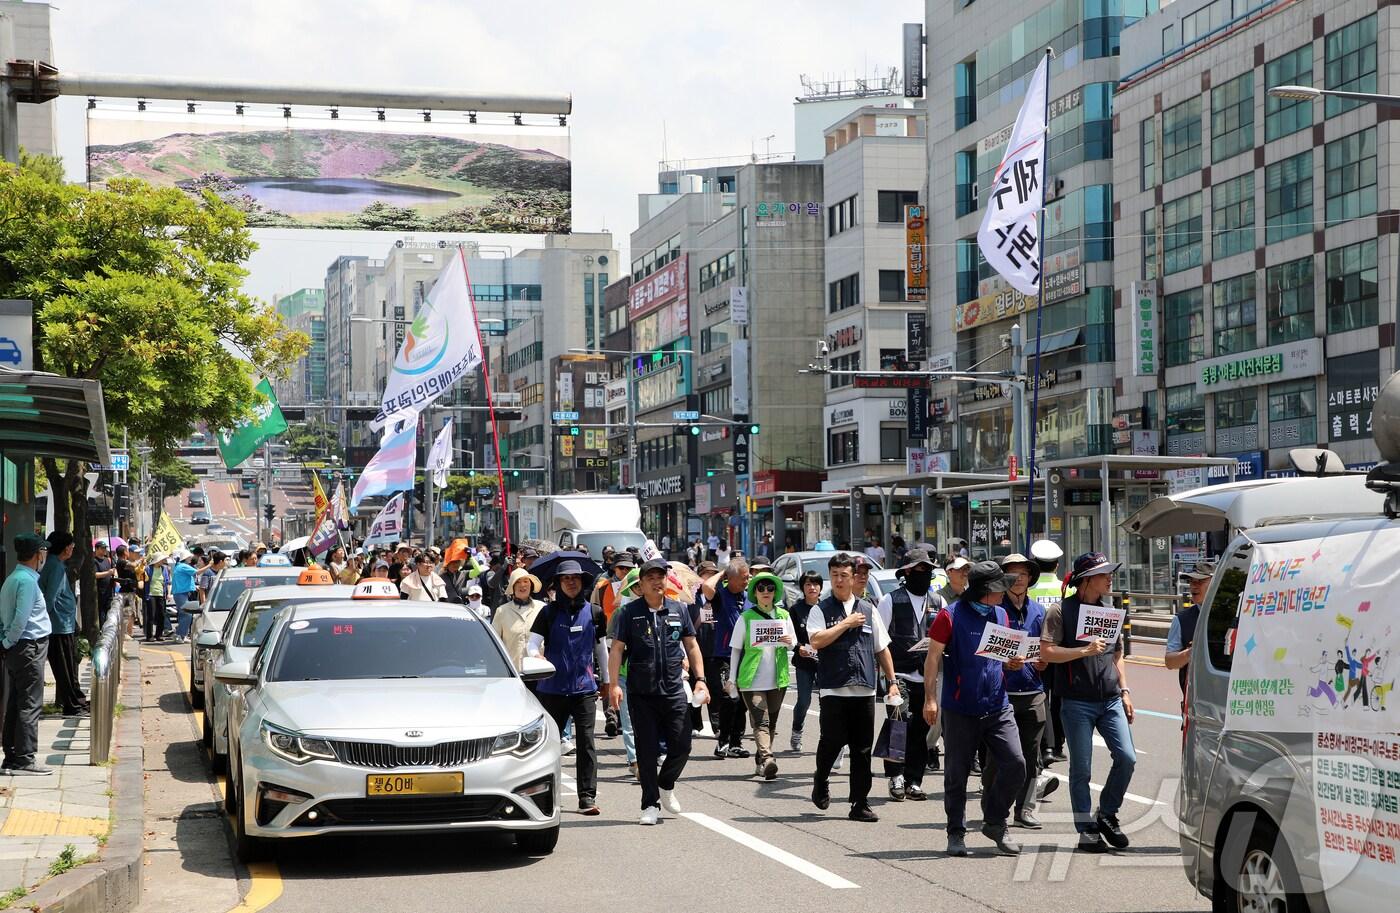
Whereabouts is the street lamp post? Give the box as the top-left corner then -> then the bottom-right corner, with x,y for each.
1267,85 -> 1400,107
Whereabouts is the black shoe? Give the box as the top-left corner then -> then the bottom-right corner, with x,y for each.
887,778 -> 906,801
1037,776 -> 1060,802
947,832 -> 969,857
927,748 -> 941,772
1051,749 -> 1068,763
1096,813 -> 1129,849
981,823 -> 1022,856
726,746 -> 751,759
713,745 -> 728,759
1040,750 -> 1055,768
905,784 -> 927,801
604,715 -> 619,739
811,783 -> 831,811
848,804 -> 879,823
762,759 -> 778,780
970,758 -> 982,775
1077,830 -> 1109,853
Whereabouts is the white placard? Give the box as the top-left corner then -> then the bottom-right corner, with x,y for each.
1075,605 -> 1127,645
749,620 -> 788,647
975,622 -> 1027,660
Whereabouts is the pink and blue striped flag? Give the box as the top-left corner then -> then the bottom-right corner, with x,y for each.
351,424 -> 417,509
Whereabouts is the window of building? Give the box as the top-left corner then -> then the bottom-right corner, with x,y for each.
955,59 -> 977,130
1265,151 -> 1312,244
1264,45 -> 1312,141
828,273 -> 860,314
1161,97 -> 1201,183
1268,378 -> 1317,446
1048,82 -> 1115,174
828,428 -> 859,466
1141,207 -> 1157,281
700,320 -> 732,355
1211,173 -> 1254,261
1211,71 -> 1253,163
955,150 -> 978,217
1324,127 -> 1377,225
1265,257 -> 1314,345
583,275 -> 596,351
829,352 -> 859,390
1212,272 -> 1256,357
1214,386 -> 1257,430
877,190 -> 920,223
957,237 -> 979,304
1325,239 -> 1377,333
827,195 -> 857,236
700,385 -> 731,416
879,426 -> 908,462
1140,117 -> 1156,190
698,251 -> 737,292
1162,192 -> 1202,275
878,270 -> 906,303
1165,383 -> 1205,436
1163,288 -> 1204,367
1324,14 -> 1377,118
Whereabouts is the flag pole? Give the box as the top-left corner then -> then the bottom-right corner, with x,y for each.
1025,46 -> 1053,555
456,245 -> 512,558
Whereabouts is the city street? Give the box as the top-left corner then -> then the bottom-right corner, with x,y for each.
139,644 -> 1206,913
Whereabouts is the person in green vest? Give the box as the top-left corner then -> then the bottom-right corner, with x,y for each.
725,571 -> 796,780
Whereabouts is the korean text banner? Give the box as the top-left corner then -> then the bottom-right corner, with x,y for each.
1226,533 -> 1400,733
87,108 -> 570,233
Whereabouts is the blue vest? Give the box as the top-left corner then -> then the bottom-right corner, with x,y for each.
815,595 -> 876,692
712,586 -> 745,659
537,600 -> 597,697
619,597 -> 689,697
1001,594 -> 1046,694
940,599 -> 1011,717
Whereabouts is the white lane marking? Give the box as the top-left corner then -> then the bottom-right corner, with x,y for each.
680,811 -> 859,889
1094,733 -> 1147,754
1043,771 -> 1164,807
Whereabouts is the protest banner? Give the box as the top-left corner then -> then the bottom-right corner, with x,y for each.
975,622 -> 1027,661
1076,605 -> 1127,645
749,620 -> 789,647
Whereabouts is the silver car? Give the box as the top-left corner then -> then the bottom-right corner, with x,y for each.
196,584 -> 357,772
189,566 -> 302,707
217,600 -> 561,862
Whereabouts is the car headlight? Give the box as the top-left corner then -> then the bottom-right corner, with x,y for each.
491,715 -> 547,758
261,722 -> 337,764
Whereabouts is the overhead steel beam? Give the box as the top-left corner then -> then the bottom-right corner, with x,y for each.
52,72 -> 572,115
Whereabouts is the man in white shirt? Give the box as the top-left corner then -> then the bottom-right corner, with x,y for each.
864,537 -> 886,565
875,548 -> 945,801
807,552 -> 899,822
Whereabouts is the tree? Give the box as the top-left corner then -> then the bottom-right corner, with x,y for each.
135,452 -> 200,502
283,422 -> 341,463
0,163 -> 307,641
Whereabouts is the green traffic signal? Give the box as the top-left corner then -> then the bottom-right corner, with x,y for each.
569,426 -> 580,436
512,469 -> 521,478
749,424 -> 760,435
689,424 -> 701,436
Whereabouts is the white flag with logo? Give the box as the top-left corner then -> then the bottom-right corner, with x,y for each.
977,53 -> 1049,296
428,417 -> 454,489
371,252 -> 483,430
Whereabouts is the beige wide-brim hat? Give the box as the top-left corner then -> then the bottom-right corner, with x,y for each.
507,567 -> 542,595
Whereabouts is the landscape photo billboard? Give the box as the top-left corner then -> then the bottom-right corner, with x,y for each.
86,107 -> 570,233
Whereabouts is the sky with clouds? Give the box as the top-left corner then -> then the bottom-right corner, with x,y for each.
47,0 -> 919,304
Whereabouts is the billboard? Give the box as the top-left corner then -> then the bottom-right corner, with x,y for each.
86,108 -> 570,233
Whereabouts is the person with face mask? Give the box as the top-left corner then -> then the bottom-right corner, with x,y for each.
876,549 -> 945,801
528,560 -> 608,816
464,584 -> 489,619
922,561 -> 1027,857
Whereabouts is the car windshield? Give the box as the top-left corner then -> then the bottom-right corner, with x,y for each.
574,531 -> 647,555
211,574 -> 300,611
267,616 -> 512,682
237,597 -> 324,648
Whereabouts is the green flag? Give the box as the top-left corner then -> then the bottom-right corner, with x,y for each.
217,378 -> 288,469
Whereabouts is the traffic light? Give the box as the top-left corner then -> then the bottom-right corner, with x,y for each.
512,469 -> 521,478
113,484 -> 130,519
568,426 -> 580,436
264,503 -> 276,521
689,424 -> 701,436
747,423 -> 760,435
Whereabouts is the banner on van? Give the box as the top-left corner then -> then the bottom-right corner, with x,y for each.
1226,533 -> 1400,734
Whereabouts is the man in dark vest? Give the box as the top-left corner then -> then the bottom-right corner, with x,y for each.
1166,560 -> 1214,695
875,548 -> 945,801
1040,552 -> 1137,853
607,559 -> 710,825
807,552 -> 899,823
699,559 -> 752,759
995,552 -> 1058,829
922,561 -> 1027,857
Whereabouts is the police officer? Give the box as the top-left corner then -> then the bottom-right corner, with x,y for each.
528,559 -> 607,816
1166,560 -> 1214,696
607,558 -> 710,825
876,548 -> 944,801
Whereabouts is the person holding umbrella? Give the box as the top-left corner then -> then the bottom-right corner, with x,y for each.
528,558 -> 608,815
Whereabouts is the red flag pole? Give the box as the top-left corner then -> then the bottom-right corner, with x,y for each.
457,245 -> 512,557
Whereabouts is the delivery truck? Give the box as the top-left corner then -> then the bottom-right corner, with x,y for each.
518,494 -> 648,554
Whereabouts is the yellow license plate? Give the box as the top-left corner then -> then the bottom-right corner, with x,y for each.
365,772 -> 463,796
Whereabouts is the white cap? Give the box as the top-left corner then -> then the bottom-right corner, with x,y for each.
1030,540 -> 1064,562
467,584 -> 483,596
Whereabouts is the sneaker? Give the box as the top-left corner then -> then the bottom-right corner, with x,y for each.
628,762 -> 639,779
790,731 -> 803,752
848,803 -> 879,823
726,746 -> 751,759
1013,808 -> 1042,829
947,832 -> 969,857
713,745 -> 728,759
1037,775 -> 1060,802
970,756 -> 982,775
1077,830 -> 1109,853
639,806 -> 661,826
1096,813 -> 1129,849
561,739 -> 576,757
762,758 -> 778,780
905,784 -> 927,801
833,746 -> 846,772
660,788 -> 682,814
926,748 -> 941,772
811,782 -> 831,811
2,764 -> 52,777
604,713 -> 619,739
981,823 -> 1022,856
888,775 -> 906,801
579,802 -> 601,816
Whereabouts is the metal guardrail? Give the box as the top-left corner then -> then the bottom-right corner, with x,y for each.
89,596 -> 126,765
1121,592 -> 1184,615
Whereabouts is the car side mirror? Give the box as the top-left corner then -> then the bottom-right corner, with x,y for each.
214,660 -> 256,686
195,630 -> 222,649
519,656 -> 556,683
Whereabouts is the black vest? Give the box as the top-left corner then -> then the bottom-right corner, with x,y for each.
886,588 -> 927,674
1175,602 -> 1202,693
815,595 -> 876,692
1052,595 -> 1122,702
619,597 -> 688,697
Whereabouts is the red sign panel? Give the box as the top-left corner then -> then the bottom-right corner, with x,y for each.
628,256 -> 688,322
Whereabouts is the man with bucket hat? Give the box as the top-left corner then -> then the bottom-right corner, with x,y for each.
994,552 -> 1058,829
922,561 -> 1027,857
1040,552 -> 1137,852
876,548 -> 945,801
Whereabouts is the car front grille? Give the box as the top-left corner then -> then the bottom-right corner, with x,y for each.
300,795 -> 509,826
327,737 -> 496,769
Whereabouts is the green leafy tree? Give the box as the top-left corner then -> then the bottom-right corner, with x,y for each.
283,422 -> 342,463
134,452 -> 200,502
0,163 -> 307,640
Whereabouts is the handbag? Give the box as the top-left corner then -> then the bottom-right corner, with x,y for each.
873,715 -> 908,763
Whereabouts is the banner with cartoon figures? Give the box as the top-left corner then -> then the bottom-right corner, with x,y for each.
1226,532 -> 1399,733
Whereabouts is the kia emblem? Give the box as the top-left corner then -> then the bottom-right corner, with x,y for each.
405,730 -> 423,738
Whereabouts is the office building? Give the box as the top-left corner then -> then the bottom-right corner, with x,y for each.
272,288 -> 326,407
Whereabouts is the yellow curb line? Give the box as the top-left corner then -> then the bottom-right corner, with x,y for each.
1126,656 -> 1166,667
146,647 -> 283,912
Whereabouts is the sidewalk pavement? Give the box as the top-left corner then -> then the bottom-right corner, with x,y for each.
0,641 -> 144,913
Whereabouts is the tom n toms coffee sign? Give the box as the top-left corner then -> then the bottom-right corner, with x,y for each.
637,474 -> 686,499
